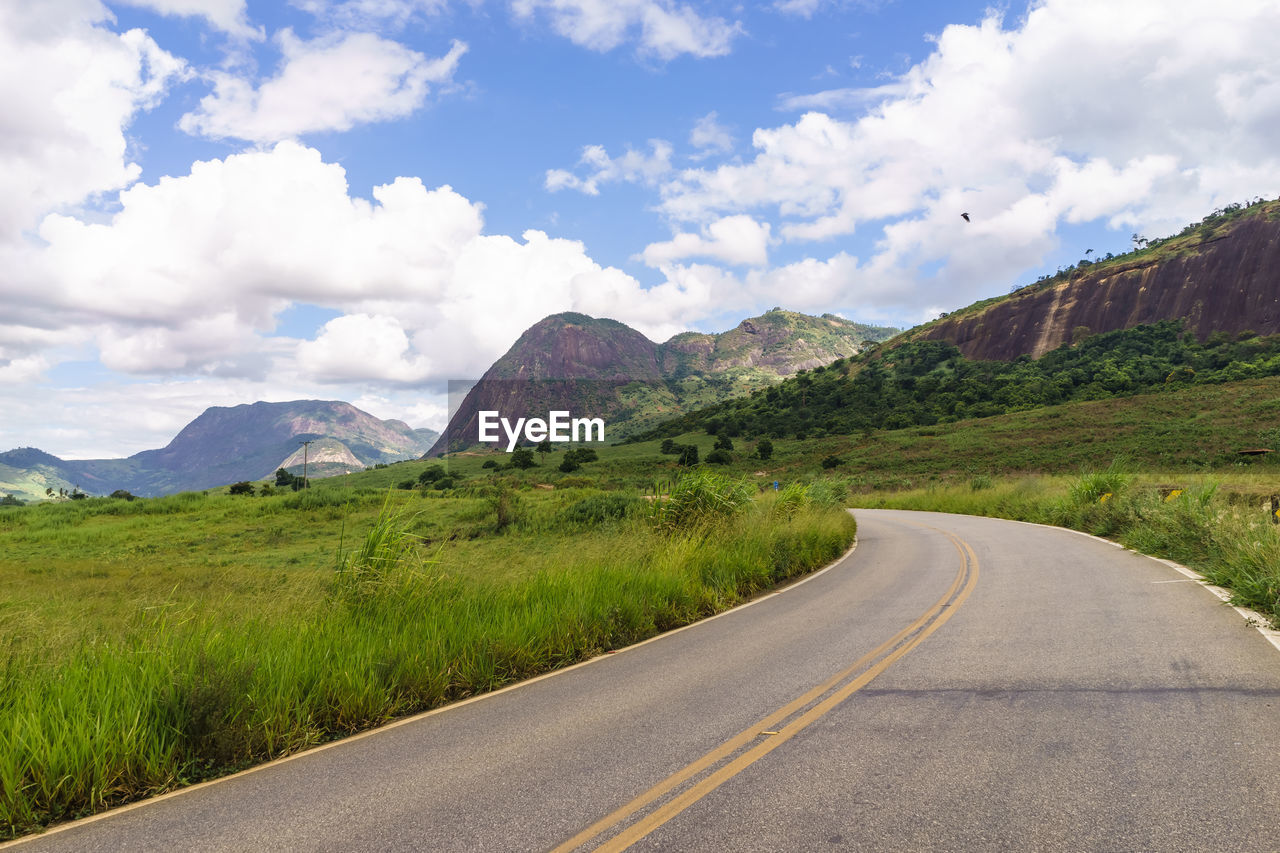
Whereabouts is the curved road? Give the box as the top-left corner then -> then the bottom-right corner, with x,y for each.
10,509 -> 1280,852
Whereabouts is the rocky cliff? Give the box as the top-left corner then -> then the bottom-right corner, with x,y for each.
428,309 -> 897,455
915,201 -> 1280,360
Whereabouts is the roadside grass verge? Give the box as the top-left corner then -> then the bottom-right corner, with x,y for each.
0,482 -> 854,839
851,470 -> 1280,624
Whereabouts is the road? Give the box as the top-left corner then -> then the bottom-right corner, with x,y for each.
9,509 -> 1280,852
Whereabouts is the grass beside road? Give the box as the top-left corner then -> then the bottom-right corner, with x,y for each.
850,468 -> 1280,625
0,476 -> 854,839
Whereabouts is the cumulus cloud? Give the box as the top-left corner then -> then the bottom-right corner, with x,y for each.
689,111 -> 733,158
0,1 -> 186,243
545,139 -> 673,195
641,215 -> 771,267
10,142 -> 727,389
178,30 -> 466,142
297,314 -> 433,383
510,0 -> 741,60
652,0 -> 1280,313
113,0 -> 260,38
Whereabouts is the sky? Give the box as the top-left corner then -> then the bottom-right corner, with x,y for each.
2,0 -> 1279,459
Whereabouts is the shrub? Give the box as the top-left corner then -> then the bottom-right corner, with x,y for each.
559,457 -> 581,473
1069,461 -> 1132,505
655,468 -> 753,533
755,439 -> 774,461
228,482 -> 255,496
481,460 -> 499,469
509,448 -> 537,469
774,483 -> 811,519
821,455 -> 843,469
108,489 -> 136,501
677,445 -> 699,467
418,466 -> 446,485
706,449 -> 732,465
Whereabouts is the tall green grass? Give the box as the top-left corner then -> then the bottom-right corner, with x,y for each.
853,470 -> 1280,622
0,493 -> 854,839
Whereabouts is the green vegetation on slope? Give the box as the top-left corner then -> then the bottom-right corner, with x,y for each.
636,322 -> 1280,442
0,476 -> 854,838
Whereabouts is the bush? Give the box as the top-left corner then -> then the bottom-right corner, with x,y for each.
1069,461 -> 1132,505
677,445 -> 699,467
559,457 -> 581,473
509,448 -> 537,469
396,479 -> 416,490
706,449 -> 732,465
481,460 -> 499,469
655,468 -> 753,533
108,489 -> 136,501
755,439 -> 774,461
821,455 -> 843,469
228,482 -> 255,496
418,466 -> 446,485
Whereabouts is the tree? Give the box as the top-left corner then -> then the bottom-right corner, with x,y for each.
677,445 -> 699,466
559,457 -> 581,473
108,489 -> 136,501
0,494 -> 23,507
418,466 -> 446,485
536,438 -> 553,463
755,439 -> 773,461
821,455 -> 843,469
714,434 -> 734,451
275,468 -> 305,491
228,481 -> 256,496
509,448 -> 537,469
706,449 -> 732,464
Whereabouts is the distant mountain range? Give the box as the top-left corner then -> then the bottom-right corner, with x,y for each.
427,309 -> 899,455
0,401 -> 439,502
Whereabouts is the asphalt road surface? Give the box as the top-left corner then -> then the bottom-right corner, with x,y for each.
10,509 -> 1280,852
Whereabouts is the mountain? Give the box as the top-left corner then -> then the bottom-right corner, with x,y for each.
910,198 -> 1280,360
427,309 -> 898,455
0,401 -> 439,502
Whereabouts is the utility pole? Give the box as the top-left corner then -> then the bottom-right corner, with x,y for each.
299,440 -> 313,489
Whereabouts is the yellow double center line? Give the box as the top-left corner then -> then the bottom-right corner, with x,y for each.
554,527 -> 980,853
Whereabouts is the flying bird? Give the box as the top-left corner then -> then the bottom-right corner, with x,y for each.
960,212 -> 970,222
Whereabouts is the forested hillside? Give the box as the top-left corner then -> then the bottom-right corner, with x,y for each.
637,322 -> 1280,441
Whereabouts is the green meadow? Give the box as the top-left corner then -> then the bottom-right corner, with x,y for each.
0,473 -> 854,838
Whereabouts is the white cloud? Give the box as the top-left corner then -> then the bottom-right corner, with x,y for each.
0,1 -> 186,243
641,214 -> 770,267
545,139 -> 673,194
297,314 -> 433,383
112,0 -> 260,39
653,0 -> 1280,314
689,111 -> 732,158
510,0 -> 741,60
178,30 -> 467,142
10,142 -> 737,391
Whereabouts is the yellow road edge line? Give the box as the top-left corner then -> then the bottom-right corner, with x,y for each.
554,529 -> 978,853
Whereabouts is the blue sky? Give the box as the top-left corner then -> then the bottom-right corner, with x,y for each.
2,0 -> 1278,458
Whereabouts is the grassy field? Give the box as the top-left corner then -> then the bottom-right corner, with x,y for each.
0,474 -> 855,839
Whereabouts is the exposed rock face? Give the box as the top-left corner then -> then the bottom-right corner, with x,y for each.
918,211 -> 1280,360
428,310 -> 898,455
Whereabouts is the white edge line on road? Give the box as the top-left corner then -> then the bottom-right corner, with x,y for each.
2,535 -> 861,848
986,515 -> 1280,654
